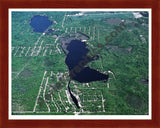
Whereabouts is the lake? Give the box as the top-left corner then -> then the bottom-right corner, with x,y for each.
30,15 -> 53,33
65,40 -> 109,83
64,40 -> 109,108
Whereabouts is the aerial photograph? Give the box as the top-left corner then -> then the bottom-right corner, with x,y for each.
10,9 -> 150,118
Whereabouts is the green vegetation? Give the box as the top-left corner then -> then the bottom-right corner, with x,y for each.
11,11 -> 149,116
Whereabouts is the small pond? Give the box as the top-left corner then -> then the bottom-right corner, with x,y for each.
30,15 -> 53,33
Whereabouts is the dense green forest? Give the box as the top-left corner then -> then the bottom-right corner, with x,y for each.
11,11 -> 150,116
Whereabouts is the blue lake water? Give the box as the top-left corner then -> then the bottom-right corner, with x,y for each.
65,40 -> 109,83
30,15 -> 52,33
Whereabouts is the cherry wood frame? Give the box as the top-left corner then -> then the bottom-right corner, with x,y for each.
0,0 -> 160,128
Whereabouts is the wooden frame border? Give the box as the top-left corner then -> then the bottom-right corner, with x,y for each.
0,0 -> 160,128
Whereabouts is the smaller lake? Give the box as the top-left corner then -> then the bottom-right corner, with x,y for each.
30,15 -> 53,33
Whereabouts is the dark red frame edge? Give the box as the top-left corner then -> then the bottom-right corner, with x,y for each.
0,0 -> 159,128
